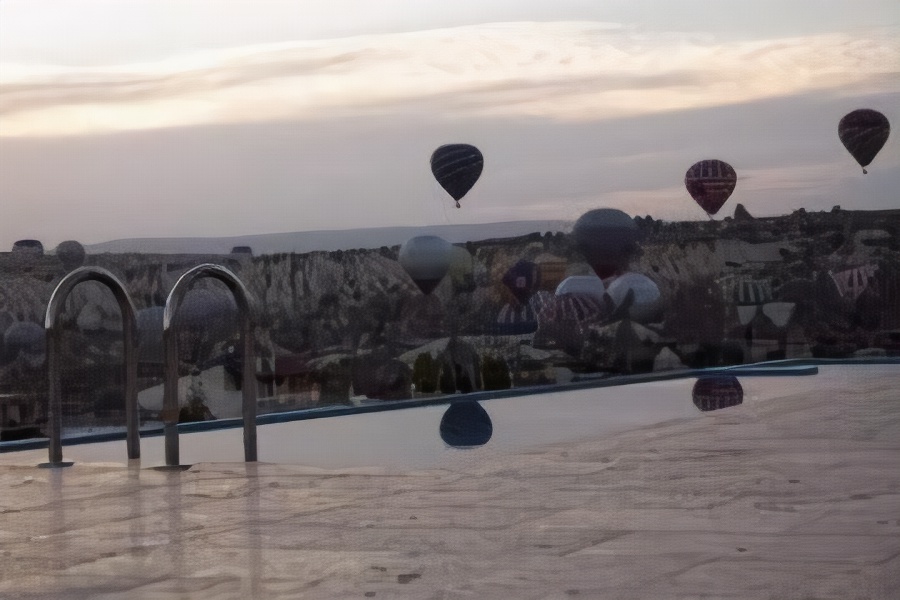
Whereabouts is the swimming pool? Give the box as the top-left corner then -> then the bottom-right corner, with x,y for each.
4,360 -> 881,471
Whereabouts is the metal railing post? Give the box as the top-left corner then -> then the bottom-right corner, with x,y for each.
42,267 -> 139,467
162,264 -> 257,467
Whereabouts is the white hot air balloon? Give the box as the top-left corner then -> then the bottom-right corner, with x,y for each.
555,275 -> 605,303
606,272 -> 662,323
398,235 -> 453,295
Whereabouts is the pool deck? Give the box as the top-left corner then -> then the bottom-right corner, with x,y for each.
2,366 -> 899,599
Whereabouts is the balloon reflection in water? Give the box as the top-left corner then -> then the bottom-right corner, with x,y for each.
439,401 -> 493,448
692,375 -> 743,412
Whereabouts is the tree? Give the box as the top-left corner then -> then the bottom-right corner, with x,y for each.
663,275 -> 726,348
412,352 -> 440,394
481,354 -> 511,391
179,371 -> 215,422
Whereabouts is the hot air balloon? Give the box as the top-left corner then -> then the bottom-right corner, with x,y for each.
692,375 -> 743,412
447,245 -> 477,292
3,321 -> 45,365
732,278 -> 773,325
494,301 -> 539,335
543,281 -> 608,327
572,209 -> 640,280
555,275 -> 605,303
838,109 -> 890,174
55,240 -> 86,271
440,401 -> 493,448
684,159 -> 737,217
430,144 -> 484,207
532,289 -> 606,353
605,272 -> 662,324
176,289 -> 238,336
502,260 -> 540,305
399,235 -> 453,295
552,293 -> 606,324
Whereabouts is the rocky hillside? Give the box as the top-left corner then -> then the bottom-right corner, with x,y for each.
1,205 -> 898,429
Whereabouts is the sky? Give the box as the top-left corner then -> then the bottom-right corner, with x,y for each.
1,1 -> 898,250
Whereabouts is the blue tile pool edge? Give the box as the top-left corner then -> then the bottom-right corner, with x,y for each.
2,357 -> 896,454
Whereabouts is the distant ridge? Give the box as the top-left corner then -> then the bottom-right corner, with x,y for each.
84,220 -> 573,256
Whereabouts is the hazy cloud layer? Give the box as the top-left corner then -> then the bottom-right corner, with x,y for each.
3,1 -> 896,64
0,13 -> 897,249
2,22 -> 897,136
1,87 -> 897,249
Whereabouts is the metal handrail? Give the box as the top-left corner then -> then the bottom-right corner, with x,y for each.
43,267 -> 140,467
162,264 -> 258,466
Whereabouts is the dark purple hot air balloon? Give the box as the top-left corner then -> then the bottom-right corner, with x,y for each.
684,159 -> 737,217
501,260 -> 540,305
572,209 -> 640,280
838,109 -> 890,174
430,144 -> 484,207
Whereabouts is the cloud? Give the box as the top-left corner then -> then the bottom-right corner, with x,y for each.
2,82 -> 896,251
1,21 -> 897,137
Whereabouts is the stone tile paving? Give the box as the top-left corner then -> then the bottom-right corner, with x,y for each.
1,365 -> 899,599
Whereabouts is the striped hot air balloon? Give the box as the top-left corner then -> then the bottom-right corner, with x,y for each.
838,109 -> 890,174
684,159 -> 737,216
430,144 -> 484,207
552,293 -> 606,323
532,290 -> 606,353
734,280 -> 773,305
494,302 -> 538,335
829,264 -> 878,301
532,289 -> 606,325
731,279 -> 773,325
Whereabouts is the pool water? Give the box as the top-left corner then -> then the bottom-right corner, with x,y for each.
9,366 -> 844,471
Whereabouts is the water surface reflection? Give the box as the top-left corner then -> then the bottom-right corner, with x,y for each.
16,367 -> 849,472
439,401 -> 493,448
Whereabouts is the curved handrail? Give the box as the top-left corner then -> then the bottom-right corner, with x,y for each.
43,267 -> 140,466
162,264 -> 257,466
